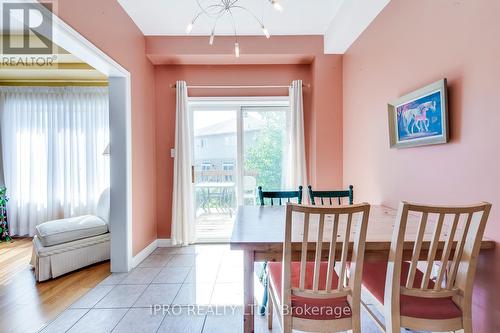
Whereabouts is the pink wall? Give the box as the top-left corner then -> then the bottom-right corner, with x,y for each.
146,35 -> 323,65
310,56 -> 343,188
155,64 -> 312,238
150,36 -> 343,238
343,0 -> 500,331
153,60 -> 342,239
57,0 -> 157,255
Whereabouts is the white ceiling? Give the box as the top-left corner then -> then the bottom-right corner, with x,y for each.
117,0 -> 345,36
324,0 -> 390,53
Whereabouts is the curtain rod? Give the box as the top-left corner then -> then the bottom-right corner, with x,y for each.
169,83 -> 311,89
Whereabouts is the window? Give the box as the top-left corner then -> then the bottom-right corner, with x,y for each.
0,86 -> 109,236
223,162 -> 235,181
223,162 -> 234,170
224,136 -> 236,146
196,138 -> 206,148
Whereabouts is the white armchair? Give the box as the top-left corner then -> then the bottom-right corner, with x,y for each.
31,188 -> 111,281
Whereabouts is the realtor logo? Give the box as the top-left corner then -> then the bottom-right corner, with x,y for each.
2,2 -> 53,54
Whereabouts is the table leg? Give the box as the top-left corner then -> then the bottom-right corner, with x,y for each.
244,250 -> 255,333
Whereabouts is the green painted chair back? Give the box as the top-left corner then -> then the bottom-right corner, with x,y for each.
307,185 -> 354,205
257,186 -> 303,206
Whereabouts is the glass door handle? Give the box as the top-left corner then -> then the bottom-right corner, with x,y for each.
191,166 -> 195,184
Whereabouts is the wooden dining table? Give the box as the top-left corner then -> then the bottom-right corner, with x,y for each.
229,204 -> 495,333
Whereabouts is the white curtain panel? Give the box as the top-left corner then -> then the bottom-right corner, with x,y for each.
0,86 -> 110,236
286,80 -> 308,194
171,81 -> 195,246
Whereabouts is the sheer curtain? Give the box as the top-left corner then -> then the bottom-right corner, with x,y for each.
0,86 -> 110,236
171,81 -> 194,246
286,80 -> 308,193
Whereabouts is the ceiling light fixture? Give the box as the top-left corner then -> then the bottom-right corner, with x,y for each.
186,22 -> 194,33
270,0 -> 283,12
262,26 -> 270,39
186,0 -> 283,57
234,42 -> 240,58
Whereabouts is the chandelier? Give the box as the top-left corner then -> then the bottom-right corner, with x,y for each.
186,0 -> 284,57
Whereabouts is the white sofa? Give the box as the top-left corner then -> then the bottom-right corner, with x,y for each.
31,188 -> 110,282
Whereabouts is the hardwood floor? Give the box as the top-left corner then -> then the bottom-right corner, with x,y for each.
0,238 -> 110,333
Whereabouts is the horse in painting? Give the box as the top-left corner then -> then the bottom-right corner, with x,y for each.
401,101 -> 436,135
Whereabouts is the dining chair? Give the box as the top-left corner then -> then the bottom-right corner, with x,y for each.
257,185 -> 303,315
258,186 -> 303,206
360,201 -> 491,333
308,185 -> 354,206
267,202 -> 371,333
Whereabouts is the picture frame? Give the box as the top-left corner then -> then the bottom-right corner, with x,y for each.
388,78 -> 449,148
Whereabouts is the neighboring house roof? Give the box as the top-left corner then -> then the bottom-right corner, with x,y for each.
195,115 -> 265,137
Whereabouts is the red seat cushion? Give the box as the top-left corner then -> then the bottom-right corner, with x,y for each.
362,261 -> 462,319
268,261 -> 352,320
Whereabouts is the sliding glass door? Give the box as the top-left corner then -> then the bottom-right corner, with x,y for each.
193,110 -> 238,242
241,107 -> 289,206
190,98 -> 289,242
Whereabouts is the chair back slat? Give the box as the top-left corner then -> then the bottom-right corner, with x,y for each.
283,203 -> 370,303
282,203 -> 293,324
406,212 -> 428,288
434,213 -> 460,290
447,212 -> 473,289
385,202 -> 491,319
312,213 -> 326,291
298,213 -> 310,291
258,186 -> 303,206
325,214 -> 340,292
421,213 -> 445,289
337,213 -> 353,290
308,185 -> 354,206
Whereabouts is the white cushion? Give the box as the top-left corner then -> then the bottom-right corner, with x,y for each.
96,188 -> 110,223
35,215 -> 108,247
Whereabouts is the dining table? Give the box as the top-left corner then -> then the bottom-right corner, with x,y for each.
229,204 -> 495,333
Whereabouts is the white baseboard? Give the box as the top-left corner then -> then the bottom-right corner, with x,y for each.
131,239 -> 158,268
130,238 -> 174,268
157,238 -> 173,247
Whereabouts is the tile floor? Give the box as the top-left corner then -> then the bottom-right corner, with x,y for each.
38,245 -> 405,333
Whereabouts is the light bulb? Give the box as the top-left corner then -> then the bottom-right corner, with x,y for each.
186,22 -> 193,34
271,0 -> 283,11
234,42 -> 240,58
262,26 -> 270,39
209,33 -> 215,45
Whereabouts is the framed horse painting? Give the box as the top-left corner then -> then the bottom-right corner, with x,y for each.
388,78 -> 449,148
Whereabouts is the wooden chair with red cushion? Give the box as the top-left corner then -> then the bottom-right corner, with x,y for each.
361,202 -> 491,333
267,202 -> 370,333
